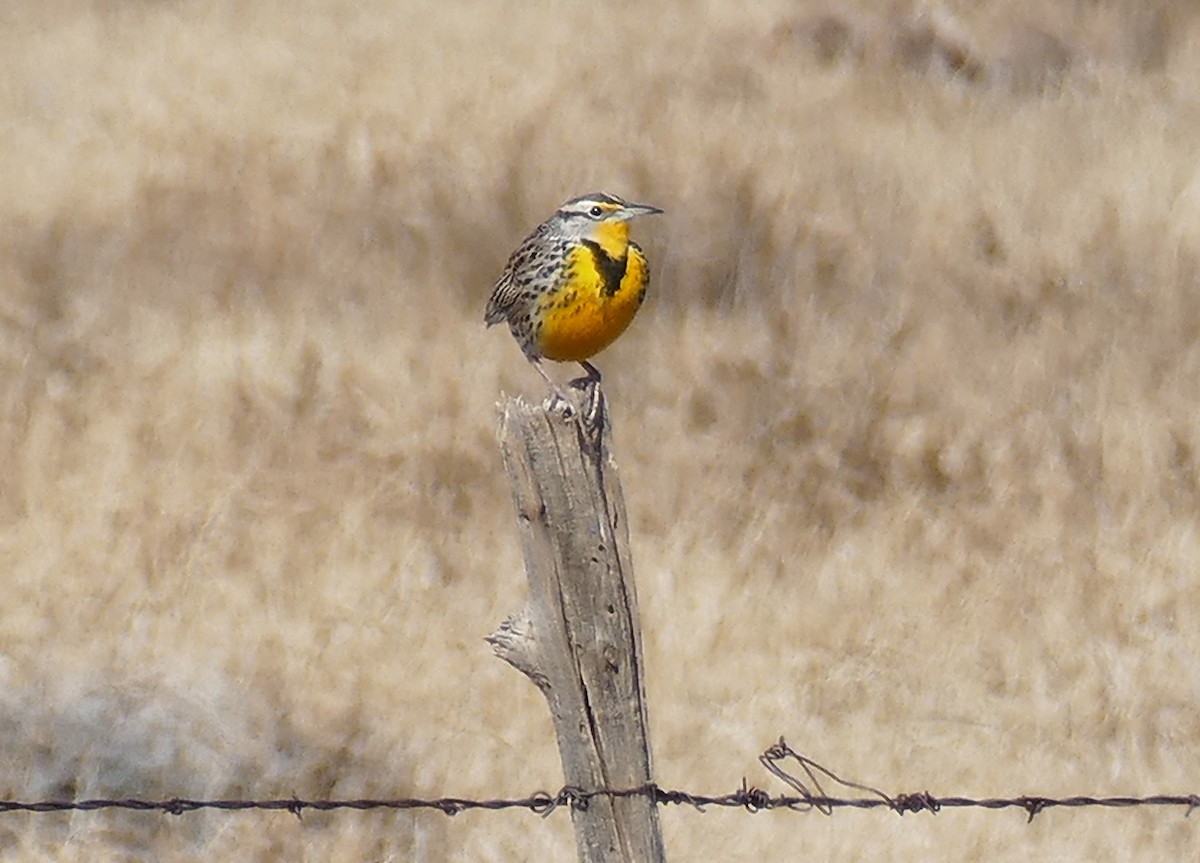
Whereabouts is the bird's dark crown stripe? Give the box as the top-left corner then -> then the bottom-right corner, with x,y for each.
562,192 -> 623,209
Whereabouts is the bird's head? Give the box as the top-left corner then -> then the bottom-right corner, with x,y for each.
551,192 -> 663,258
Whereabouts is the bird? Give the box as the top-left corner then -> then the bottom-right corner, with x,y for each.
485,192 -> 663,406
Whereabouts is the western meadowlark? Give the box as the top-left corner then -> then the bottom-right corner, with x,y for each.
485,192 -> 663,406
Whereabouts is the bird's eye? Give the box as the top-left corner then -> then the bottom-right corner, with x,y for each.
589,205 -> 604,217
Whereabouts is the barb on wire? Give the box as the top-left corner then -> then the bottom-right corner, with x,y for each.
0,738 -> 1197,823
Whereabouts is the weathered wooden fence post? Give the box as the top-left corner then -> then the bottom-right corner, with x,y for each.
487,388 -> 666,863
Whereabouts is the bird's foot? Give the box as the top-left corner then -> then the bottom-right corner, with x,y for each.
544,388 -> 578,419
564,377 -> 602,432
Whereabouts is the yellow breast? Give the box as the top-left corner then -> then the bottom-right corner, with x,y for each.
534,241 -> 649,362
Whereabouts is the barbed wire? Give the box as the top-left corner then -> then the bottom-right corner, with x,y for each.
1,739 -> 1196,823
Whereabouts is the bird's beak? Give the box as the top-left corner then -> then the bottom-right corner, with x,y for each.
617,202 -> 664,221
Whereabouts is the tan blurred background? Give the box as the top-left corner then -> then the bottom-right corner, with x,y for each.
2,0 -> 1200,859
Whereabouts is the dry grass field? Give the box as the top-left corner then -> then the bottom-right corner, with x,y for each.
3,0 -> 1200,859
